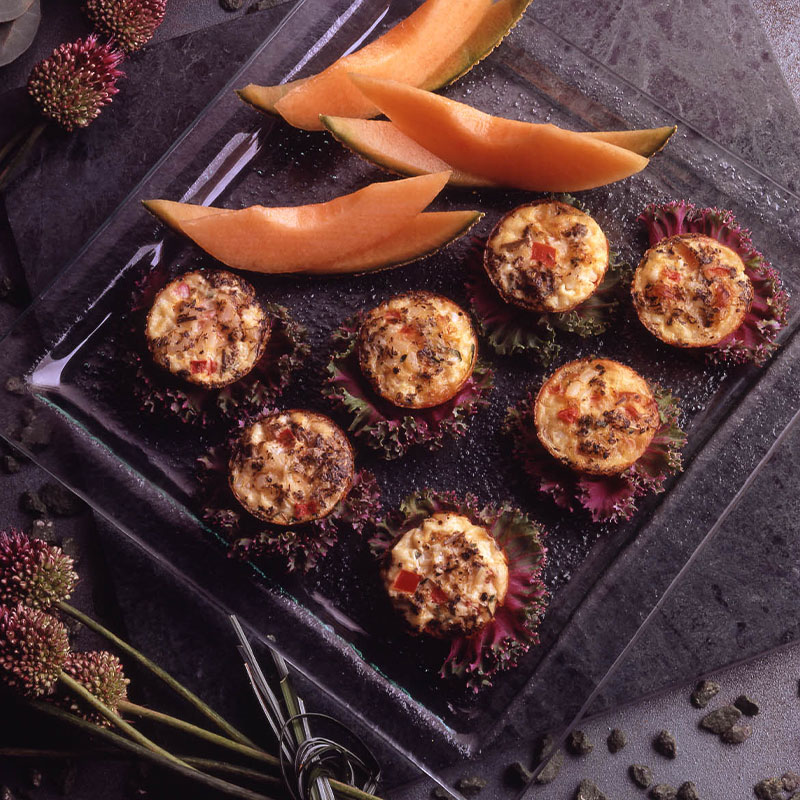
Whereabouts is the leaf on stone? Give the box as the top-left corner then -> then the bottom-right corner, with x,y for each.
0,0 -> 40,67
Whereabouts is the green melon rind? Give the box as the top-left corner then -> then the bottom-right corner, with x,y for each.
587,125 -> 677,157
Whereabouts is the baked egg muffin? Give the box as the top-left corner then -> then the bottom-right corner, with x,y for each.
228,410 -> 354,526
535,358 -> 660,476
383,512 -> 509,638
146,270 -> 270,388
483,200 -> 609,313
632,233 -> 753,348
356,291 -> 478,409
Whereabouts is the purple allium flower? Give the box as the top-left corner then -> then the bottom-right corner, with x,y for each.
83,0 -> 167,53
0,603 -> 70,697
0,530 -> 78,610
27,35 -> 125,132
59,650 -> 129,725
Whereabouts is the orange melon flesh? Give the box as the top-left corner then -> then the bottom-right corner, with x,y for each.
271,0 -> 493,130
237,78 -> 307,117
151,172 -> 452,273
142,199 -> 222,233
322,117 -> 675,185
349,74 -> 651,192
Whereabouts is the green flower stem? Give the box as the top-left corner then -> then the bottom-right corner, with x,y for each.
29,700 -> 278,800
0,120 -> 47,193
329,780 -> 384,800
58,672 -> 190,769
118,699 -> 279,769
57,599 -> 256,747
183,757 -> 283,788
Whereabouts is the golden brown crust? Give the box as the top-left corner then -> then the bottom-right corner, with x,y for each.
146,270 -> 270,388
356,290 -> 478,409
228,410 -> 354,526
483,200 -> 609,313
534,358 -> 659,476
632,233 -> 753,348
382,512 -> 509,639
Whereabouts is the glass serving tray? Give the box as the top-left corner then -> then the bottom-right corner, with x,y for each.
2,0 -> 800,785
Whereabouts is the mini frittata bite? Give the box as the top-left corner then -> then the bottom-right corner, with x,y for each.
632,233 -> 753,348
483,200 -> 609,313
535,358 -> 660,475
356,291 -> 478,409
146,270 -> 270,388
228,410 -> 354,526
383,512 -> 509,638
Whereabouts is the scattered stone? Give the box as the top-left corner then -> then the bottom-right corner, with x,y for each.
754,778 -> 784,800
247,0 -> 277,11
607,728 -> 626,753
534,735 -> 564,785
29,517 -> 56,541
1,786 -> 13,800
22,406 -> 36,425
575,779 -> 607,800
653,729 -> 677,758
720,723 -> 752,744
699,705 -> 741,734
566,729 -> 593,756
431,787 -> 455,800
60,537 -> 80,562
62,613 -> 82,637
455,777 -> 486,797
4,376 -> 25,395
30,769 -> 43,788
690,680 -> 720,709
0,274 -> 26,306
649,785 -> 677,800
733,695 -> 759,716
39,481 -> 85,516
505,762 -> 532,787
20,489 -> 48,516
55,762 -> 78,795
676,782 -> 699,800
219,0 -> 244,10
782,773 -> 800,793
1,454 -> 21,474
19,413 -> 53,449
629,764 -> 654,789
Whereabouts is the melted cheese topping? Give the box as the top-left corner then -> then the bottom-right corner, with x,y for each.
484,201 -> 609,312
535,358 -> 660,475
384,512 -> 509,638
228,410 -> 354,526
632,233 -> 753,347
357,291 -> 477,409
146,270 -> 269,388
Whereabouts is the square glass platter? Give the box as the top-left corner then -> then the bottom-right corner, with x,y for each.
2,0 -> 800,781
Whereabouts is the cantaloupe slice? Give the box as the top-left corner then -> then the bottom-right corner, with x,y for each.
143,173 -> 463,274
322,117 -> 675,185
348,74 -> 650,192
238,0 -> 532,129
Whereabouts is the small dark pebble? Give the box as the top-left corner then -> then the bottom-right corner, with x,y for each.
505,762 -> 532,787
629,764 -> 653,789
1,454 -> 20,474
30,769 -> 43,788
0,274 -> 27,306
1,787 -> 14,800
754,778 -> 784,800
534,735 -> 564,785
650,785 -> 677,800
676,782 -> 699,800
431,787 -> 455,800
566,729 -> 593,755
40,481 -> 85,516
22,406 -> 36,425
62,613 -> 82,637
607,728 -> 626,753
720,723 -> 752,744
60,537 -> 80,562
654,729 -> 677,758
20,489 -> 48,516
455,777 -> 486,796
247,0 -> 277,11
55,762 -> 78,795
5,376 -> 25,395
219,0 -> 244,10
19,414 -> 53,449
575,779 -> 607,800
690,679 -> 720,709
733,694 -> 759,716
699,705 -> 741,734
783,773 -> 800,793
29,517 -> 56,541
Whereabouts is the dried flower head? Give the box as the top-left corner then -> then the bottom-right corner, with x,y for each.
59,650 -> 129,724
83,0 -> 167,53
0,603 -> 70,697
0,529 -> 78,610
27,35 -> 125,132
